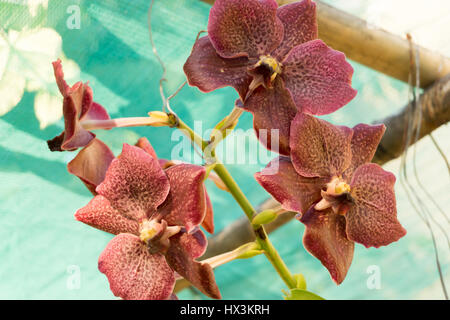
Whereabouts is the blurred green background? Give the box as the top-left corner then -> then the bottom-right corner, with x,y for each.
0,0 -> 448,299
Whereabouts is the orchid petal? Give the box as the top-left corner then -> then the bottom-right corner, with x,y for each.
255,156 -> 326,214
272,0 -> 317,59
347,163 -> 406,248
239,77 -> 297,155
98,233 -> 175,300
134,137 -> 158,159
75,195 -> 139,235
96,144 -> 170,222
166,230 -> 221,299
202,190 -> 215,234
184,36 -> 251,101
343,124 -> 385,179
282,39 -> 356,115
67,139 -> 115,195
290,113 -> 353,178
158,164 -> 206,232
81,102 -> 110,121
208,0 -> 283,58
299,207 -> 354,284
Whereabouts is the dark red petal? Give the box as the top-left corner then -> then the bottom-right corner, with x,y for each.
183,36 -> 251,101
347,164 -> 406,248
60,84 -> 95,151
343,124 -> 386,179
239,77 -> 297,155
96,144 -> 170,222
299,207 -> 354,284
75,195 -> 139,235
272,0 -> 318,59
282,39 -> 357,115
67,139 -> 115,195
208,0 -> 283,58
98,233 -> 175,300
290,113 -> 353,178
255,156 -> 327,214
158,164 -> 206,232
202,190 -> 215,234
166,230 -> 221,299
135,137 -> 158,159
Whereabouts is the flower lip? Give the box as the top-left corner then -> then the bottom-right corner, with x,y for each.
247,55 -> 282,93
314,176 -> 352,214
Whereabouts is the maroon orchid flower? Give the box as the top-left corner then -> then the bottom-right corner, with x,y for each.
256,113 -> 406,284
184,0 -> 356,154
47,59 -> 110,152
75,144 -> 221,299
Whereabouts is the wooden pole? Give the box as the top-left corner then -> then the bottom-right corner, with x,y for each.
200,0 -> 450,88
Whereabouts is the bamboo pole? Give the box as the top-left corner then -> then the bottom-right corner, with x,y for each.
201,0 -> 450,88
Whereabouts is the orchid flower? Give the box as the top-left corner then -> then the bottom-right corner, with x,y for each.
47,59 -> 110,151
256,113 -> 406,283
184,0 -> 356,154
75,144 -> 221,299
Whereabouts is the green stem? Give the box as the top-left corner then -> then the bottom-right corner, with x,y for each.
174,115 -> 296,290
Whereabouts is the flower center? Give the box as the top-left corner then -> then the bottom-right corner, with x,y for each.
139,219 -> 164,243
256,55 -> 282,82
314,176 -> 351,214
247,55 -> 282,95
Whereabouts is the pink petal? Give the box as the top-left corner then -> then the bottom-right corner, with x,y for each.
157,164 -> 206,232
239,77 -> 297,155
75,195 -> 139,235
282,39 -> 357,115
208,0 -> 284,58
166,230 -> 221,299
81,102 -> 110,121
52,59 -> 70,96
98,233 -> 175,300
343,124 -> 385,179
255,156 -> 327,214
290,113 -> 353,178
272,0 -> 318,59
347,163 -> 406,248
96,144 -> 170,222
134,137 -> 158,159
299,207 -> 354,284
67,139 -> 115,195
183,36 -> 252,101
202,190 -> 215,234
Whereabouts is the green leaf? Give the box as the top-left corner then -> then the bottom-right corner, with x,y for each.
283,289 -> 325,300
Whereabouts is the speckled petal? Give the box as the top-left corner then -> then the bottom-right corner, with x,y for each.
290,113 -> 353,178
343,124 -> 386,179
158,164 -> 206,232
75,195 -> 139,235
202,190 -> 215,234
299,207 -> 354,284
208,0 -> 283,58
255,156 -> 327,214
347,163 -> 406,248
134,137 -> 158,159
166,230 -> 221,299
282,39 -> 357,115
239,77 -> 297,155
184,36 -> 251,101
98,233 -> 175,300
67,139 -> 115,195
96,144 -> 170,222
272,0 -> 317,59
